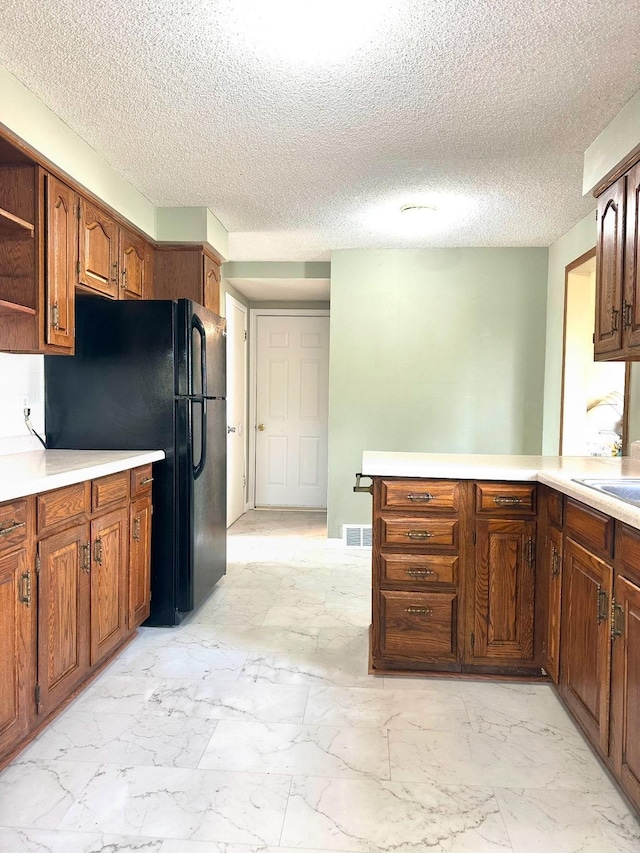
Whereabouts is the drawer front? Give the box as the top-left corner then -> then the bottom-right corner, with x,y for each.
616,524 -> 640,577
0,499 -> 28,551
475,482 -> 536,514
381,517 -> 458,549
381,554 -> 458,586
379,590 -> 458,660
565,498 -> 613,558
37,483 -> 88,535
381,479 -> 459,512
130,464 -> 153,498
92,471 -> 129,512
547,488 -> 564,528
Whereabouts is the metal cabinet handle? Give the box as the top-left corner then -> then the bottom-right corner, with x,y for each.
494,495 -> 524,505
18,572 -> 31,607
94,538 -> 103,565
551,547 -> 560,578
52,301 -> 60,331
405,568 -> 436,576
407,492 -> 433,502
611,600 -> 624,639
611,307 -> 620,332
405,606 -> 433,616
0,520 -> 26,536
623,299 -> 632,329
133,515 -> 141,542
525,537 -> 535,567
140,476 -> 154,485
81,543 -> 91,573
406,531 -> 433,540
121,268 -> 127,290
596,585 -> 608,624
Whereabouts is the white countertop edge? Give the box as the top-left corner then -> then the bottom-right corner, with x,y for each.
0,449 -> 166,503
361,451 -> 640,531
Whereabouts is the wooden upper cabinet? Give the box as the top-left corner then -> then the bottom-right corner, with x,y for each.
203,253 -> 220,314
595,175 -> 625,358
78,198 -> 118,299
45,175 -> 76,350
119,228 -> 147,299
624,161 -> 640,351
560,537 -> 613,755
473,518 -> 536,664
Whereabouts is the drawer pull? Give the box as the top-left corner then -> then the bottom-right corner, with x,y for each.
406,531 -> 433,540
0,520 -> 26,536
405,606 -> 433,616
494,496 -> 524,506
407,492 -> 433,502
140,477 -> 154,485
405,568 -> 436,576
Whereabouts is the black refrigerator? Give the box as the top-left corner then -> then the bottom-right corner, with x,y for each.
45,296 -> 226,626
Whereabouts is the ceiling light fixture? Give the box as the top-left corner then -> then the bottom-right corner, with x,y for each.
400,204 -> 438,219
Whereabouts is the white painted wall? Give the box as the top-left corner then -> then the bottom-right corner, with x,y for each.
0,354 -> 44,455
328,247 -> 549,537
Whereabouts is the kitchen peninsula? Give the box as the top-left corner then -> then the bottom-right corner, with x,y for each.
0,448 -> 164,769
363,450 -> 640,812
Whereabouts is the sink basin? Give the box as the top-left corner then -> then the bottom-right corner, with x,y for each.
574,478 -> 640,506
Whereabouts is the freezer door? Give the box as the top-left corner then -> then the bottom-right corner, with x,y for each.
176,397 -> 227,614
176,300 -> 227,399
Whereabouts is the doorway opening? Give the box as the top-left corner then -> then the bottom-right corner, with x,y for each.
560,248 -> 629,456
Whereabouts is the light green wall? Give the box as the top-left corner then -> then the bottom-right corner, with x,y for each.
328,248 -> 549,537
584,88 -> 640,195
541,211 -> 596,453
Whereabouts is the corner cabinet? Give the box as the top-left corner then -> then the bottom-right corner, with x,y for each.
154,244 -> 222,314
0,464 -> 153,768
594,159 -> 640,360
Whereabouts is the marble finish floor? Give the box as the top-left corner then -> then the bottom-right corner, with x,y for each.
2,510 -> 640,852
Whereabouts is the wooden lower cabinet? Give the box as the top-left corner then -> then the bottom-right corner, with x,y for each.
543,523 -> 563,683
0,547 -> 33,757
378,590 -> 458,665
90,507 -> 128,666
129,495 -> 152,628
473,518 -> 536,665
560,537 -> 613,756
37,523 -> 90,717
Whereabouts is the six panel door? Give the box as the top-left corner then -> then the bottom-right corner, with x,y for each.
90,507 -> 128,666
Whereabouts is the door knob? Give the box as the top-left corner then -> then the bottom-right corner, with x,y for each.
227,426 -> 236,434
257,423 -> 265,431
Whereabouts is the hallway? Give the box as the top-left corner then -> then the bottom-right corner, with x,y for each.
1,510 -> 639,852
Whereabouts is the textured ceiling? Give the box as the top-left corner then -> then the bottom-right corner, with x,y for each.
2,1 -> 640,261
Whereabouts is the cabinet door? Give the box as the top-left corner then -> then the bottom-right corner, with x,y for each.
37,525 -> 90,717
473,518 -> 536,664
624,161 -> 640,351
128,495 -> 151,629
595,175 -> 625,357
78,198 -> 118,298
544,525 -> 563,684
610,573 -> 640,810
0,548 -> 33,760
203,254 -> 220,314
90,507 -> 128,666
560,537 -> 612,755
119,228 -> 146,299
45,175 -> 76,350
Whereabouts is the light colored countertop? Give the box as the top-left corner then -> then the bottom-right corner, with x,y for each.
0,449 -> 166,503
361,451 -> 640,530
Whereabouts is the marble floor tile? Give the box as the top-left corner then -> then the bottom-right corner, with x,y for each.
106,645 -> 248,681
20,709 -> 218,769
145,678 -> 309,723
0,759 -> 97,829
71,675 -> 162,715
198,721 -> 390,779
58,764 -> 291,845
263,604 -> 370,629
238,650 -> 377,689
315,627 -> 370,656
304,685 -> 471,731
388,727 -> 610,790
280,776 -> 513,852
494,786 -> 640,853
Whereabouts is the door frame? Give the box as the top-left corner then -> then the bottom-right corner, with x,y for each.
248,308 -> 330,509
559,247 -> 631,455
226,293 -> 249,523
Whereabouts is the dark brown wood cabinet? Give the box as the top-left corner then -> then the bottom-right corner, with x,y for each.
154,244 -> 222,313
89,507 -> 128,666
78,198 -> 119,299
543,522 -> 563,683
473,517 -> 536,665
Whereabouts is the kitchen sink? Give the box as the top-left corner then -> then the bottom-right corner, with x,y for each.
574,478 -> 640,506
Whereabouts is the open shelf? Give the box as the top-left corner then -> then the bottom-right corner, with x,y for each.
0,299 -> 37,317
0,206 -> 34,238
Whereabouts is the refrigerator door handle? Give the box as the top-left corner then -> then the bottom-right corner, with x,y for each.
192,398 -> 207,480
191,313 -> 208,398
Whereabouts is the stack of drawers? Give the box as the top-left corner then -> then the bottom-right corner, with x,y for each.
371,479 -> 462,672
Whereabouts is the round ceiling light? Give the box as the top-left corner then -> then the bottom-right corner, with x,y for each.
400,204 -> 437,219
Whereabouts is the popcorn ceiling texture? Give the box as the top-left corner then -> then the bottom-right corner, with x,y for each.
1,0 -> 640,261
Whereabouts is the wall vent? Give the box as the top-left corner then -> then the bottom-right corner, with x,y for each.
342,524 -> 373,547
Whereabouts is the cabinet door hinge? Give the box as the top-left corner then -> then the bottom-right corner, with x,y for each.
470,632 -> 475,650
77,203 -> 82,221
244,330 -> 247,341
35,683 -> 41,706
35,550 -> 41,575
76,260 -> 81,275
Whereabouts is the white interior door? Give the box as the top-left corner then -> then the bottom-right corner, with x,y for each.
226,294 -> 248,526
255,314 -> 329,508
